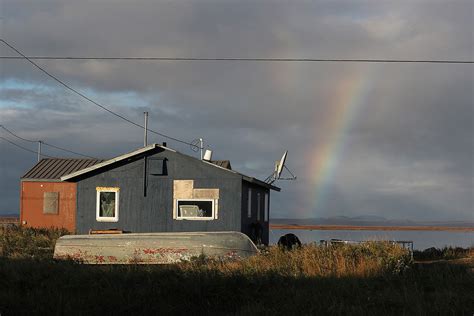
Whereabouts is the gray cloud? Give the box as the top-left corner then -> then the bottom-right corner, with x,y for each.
1,0 -> 472,221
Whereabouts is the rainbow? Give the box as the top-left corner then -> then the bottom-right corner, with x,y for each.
307,65 -> 378,216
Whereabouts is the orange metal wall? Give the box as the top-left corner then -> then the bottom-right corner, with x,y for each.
20,181 -> 76,232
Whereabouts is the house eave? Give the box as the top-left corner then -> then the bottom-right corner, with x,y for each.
242,176 -> 281,191
20,178 -> 64,183
61,144 -> 174,181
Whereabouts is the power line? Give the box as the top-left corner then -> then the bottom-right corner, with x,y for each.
42,142 -> 97,159
0,39 -> 198,148
0,125 -> 36,143
0,56 -> 472,64
0,136 -> 55,158
0,125 -> 97,159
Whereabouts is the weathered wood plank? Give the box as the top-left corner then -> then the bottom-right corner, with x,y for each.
173,180 -> 194,199
193,188 -> 219,199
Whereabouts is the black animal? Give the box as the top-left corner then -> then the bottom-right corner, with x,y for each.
278,233 -> 302,250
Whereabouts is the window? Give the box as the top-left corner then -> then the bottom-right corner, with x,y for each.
176,199 -> 215,220
257,193 -> 261,221
148,157 -> 167,176
247,188 -> 252,218
264,192 -> 269,222
96,187 -> 119,222
43,192 -> 59,214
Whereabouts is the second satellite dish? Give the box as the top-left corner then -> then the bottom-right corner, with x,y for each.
265,150 -> 296,184
277,150 -> 288,178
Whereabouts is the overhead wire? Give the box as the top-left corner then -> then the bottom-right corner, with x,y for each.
0,56 -> 472,64
41,142 -> 97,159
1,38 -> 471,155
0,125 -> 97,159
0,125 -> 36,143
0,39 -> 199,148
0,136 -> 55,158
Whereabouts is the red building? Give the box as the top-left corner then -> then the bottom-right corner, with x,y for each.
20,158 -> 102,232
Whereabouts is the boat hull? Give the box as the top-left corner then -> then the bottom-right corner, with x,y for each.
53,231 -> 258,264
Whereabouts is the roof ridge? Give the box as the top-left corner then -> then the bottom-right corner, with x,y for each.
40,157 -> 103,160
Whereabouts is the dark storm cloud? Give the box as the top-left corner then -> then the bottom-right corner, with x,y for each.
1,0 -> 472,220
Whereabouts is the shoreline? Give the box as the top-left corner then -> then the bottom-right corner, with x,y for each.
270,224 -> 474,232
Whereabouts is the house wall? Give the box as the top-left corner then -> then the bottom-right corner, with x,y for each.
75,148 -> 243,234
20,181 -> 76,232
241,181 -> 270,245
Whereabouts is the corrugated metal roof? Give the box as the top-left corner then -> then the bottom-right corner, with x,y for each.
22,158 -> 104,180
210,160 -> 232,170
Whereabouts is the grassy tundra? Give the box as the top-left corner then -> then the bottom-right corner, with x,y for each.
0,226 -> 473,315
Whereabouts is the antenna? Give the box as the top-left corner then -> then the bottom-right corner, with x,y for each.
199,138 -> 203,160
265,150 -> 296,184
144,112 -> 148,147
37,140 -> 42,162
190,138 -> 205,159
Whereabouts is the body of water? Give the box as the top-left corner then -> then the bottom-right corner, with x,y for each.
269,229 -> 474,250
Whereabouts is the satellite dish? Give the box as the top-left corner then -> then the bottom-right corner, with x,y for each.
264,150 -> 296,184
277,150 -> 288,178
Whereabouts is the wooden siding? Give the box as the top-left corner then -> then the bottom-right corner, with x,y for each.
75,148 -> 243,234
20,181 -> 76,232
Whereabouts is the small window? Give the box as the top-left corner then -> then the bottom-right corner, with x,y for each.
257,193 -> 261,221
43,192 -> 59,214
264,192 -> 269,222
247,188 -> 252,218
148,158 -> 166,176
176,199 -> 215,220
96,187 -> 119,222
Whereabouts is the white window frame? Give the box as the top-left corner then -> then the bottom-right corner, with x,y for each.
96,187 -> 119,222
264,192 -> 269,222
176,198 -> 216,221
247,188 -> 252,218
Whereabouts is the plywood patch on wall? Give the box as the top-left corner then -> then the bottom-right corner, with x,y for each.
193,189 -> 219,199
43,192 -> 59,214
173,180 -> 194,199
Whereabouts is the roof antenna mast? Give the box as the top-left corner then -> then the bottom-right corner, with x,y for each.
190,138 -> 204,159
144,112 -> 148,147
199,138 -> 203,160
37,140 -> 42,162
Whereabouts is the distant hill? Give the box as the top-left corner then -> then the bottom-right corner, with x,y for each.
0,214 -> 19,226
0,213 -> 19,218
271,216 -> 474,228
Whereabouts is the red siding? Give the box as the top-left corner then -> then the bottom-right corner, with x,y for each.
20,181 -> 76,232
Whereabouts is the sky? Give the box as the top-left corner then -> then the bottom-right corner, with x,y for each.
0,0 -> 472,221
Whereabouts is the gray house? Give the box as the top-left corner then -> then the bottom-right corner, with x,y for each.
60,143 -> 280,245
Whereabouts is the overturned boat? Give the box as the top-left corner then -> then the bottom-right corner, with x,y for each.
53,231 -> 258,264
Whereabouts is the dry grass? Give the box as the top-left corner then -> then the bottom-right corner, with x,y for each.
0,226 -> 472,315
0,225 -> 68,260
0,225 -> 411,277
183,242 -> 411,278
